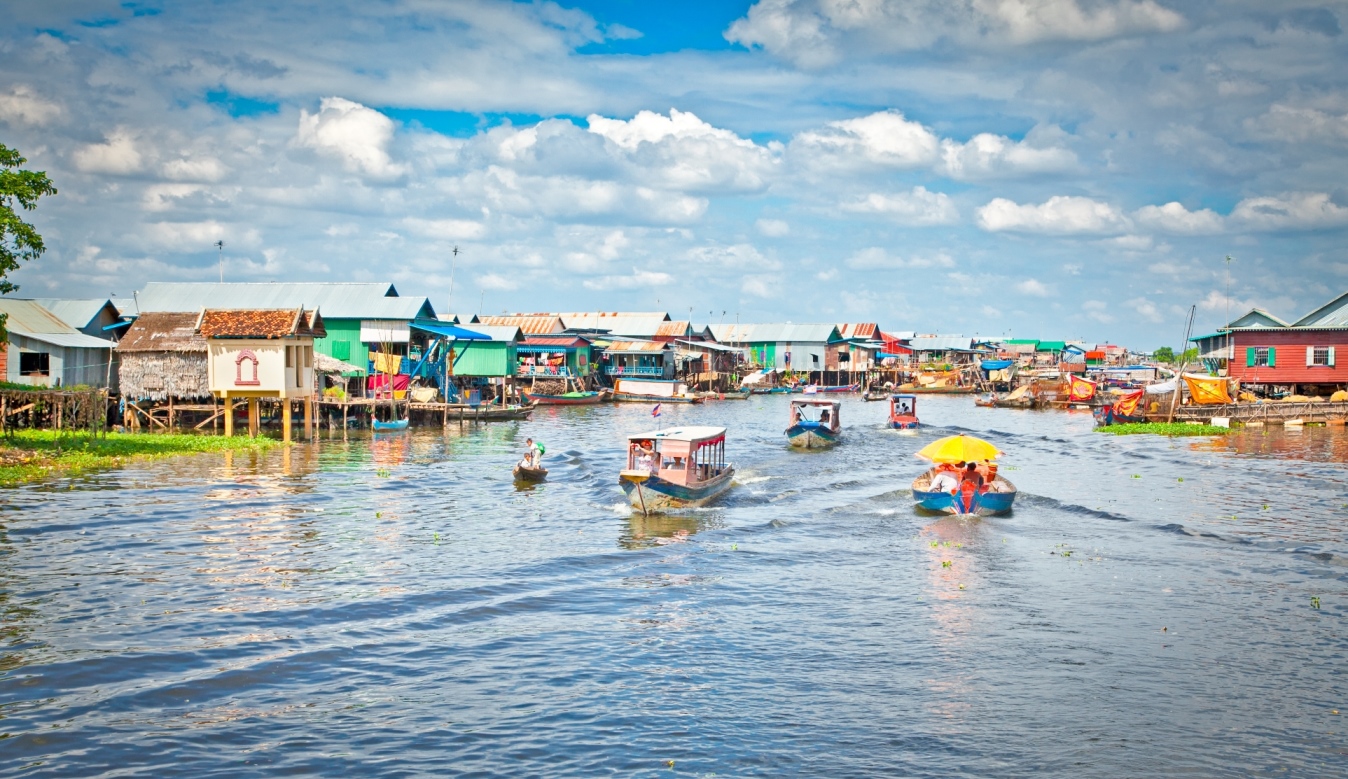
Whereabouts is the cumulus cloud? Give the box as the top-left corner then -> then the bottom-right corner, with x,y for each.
72,131 -> 144,175
1083,299 -> 1114,323
587,109 -> 778,193
1247,104 -> 1348,144
840,187 -> 958,225
1132,201 -> 1224,234
401,217 -> 488,241
726,0 -> 1185,67
1015,278 -> 1050,296
1128,296 -> 1165,323
1230,192 -> 1348,230
161,156 -> 227,183
940,128 -> 1079,179
844,247 -> 955,270
741,275 -> 778,298
756,218 -> 790,237
977,196 -> 1129,234
0,86 -> 61,126
295,97 -> 406,180
794,110 -> 939,169
582,268 -> 675,290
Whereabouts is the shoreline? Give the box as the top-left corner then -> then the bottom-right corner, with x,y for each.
0,430 -> 277,487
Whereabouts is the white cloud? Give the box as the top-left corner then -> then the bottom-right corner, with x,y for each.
1246,104 -> 1348,144
1015,278 -> 1050,296
295,97 -> 406,180
587,109 -> 777,193
1132,201 -> 1224,234
0,86 -> 61,126
756,218 -> 790,237
588,108 -> 750,150
794,110 -> 939,169
401,217 -> 489,241
476,273 -> 519,291
1083,299 -> 1114,323
143,220 -> 260,250
1230,192 -> 1348,231
981,0 -> 1184,44
844,247 -> 955,270
1128,296 -> 1164,323
977,196 -> 1130,234
162,156 -> 227,183
72,131 -> 144,175
940,130 -> 1079,179
840,187 -> 958,225
741,275 -> 778,298
582,268 -> 674,290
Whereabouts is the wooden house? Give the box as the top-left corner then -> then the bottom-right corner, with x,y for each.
707,323 -> 845,375
116,312 -> 210,402
907,335 -> 976,365
558,312 -> 692,342
33,298 -> 124,338
0,299 -> 118,389
517,335 -> 594,379
473,314 -> 566,335
600,340 -> 675,379
1224,295 -> 1348,393
197,308 -> 325,441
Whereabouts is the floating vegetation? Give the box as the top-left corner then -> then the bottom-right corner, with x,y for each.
941,560 -> 952,568
0,430 -> 275,487
1311,596 -> 1321,610
1099,423 -> 1230,437
375,468 -> 392,478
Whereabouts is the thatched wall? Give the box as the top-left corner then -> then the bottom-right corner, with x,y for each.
119,352 -> 211,401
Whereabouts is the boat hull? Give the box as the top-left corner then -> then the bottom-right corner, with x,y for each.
513,464 -> 548,482
521,391 -> 602,406
786,422 -> 840,448
810,383 -> 860,393
612,393 -> 701,404
911,469 -> 1017,516
620,468 -> 735,511
372,419 -> 409,432
888,416 -> 919,429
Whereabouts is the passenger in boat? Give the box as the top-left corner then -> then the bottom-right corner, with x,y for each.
819,408 -> 831,426
523,437 -> 544,468
930,463 -> 960,493
975,459 -> 992,485
960,462 -> 984,490
632,442 -> 656,474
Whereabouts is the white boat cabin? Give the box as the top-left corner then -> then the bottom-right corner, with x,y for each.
790,398 -> 841,428
625,426 -> 729,487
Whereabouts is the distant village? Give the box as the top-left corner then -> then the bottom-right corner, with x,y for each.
1,280 -> 1346,434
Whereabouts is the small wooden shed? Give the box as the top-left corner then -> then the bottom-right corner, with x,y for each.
115,312 -> 211,401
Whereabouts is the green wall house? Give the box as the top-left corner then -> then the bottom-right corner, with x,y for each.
444,325 -> 521,377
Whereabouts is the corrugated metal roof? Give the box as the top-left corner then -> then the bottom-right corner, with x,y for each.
436,313 -> 462,324
1291,292 -> 1348,329
117,313 -> 207,353
32,298 -> 117,329
708,323 -> 843,343
1226,308 -> 1289,329
475,315 -> 564,334
135,282 -> 431,320
111,297 -> 139,316
458,325 -> 522,342
521,335 -> 589,348
909,336 -> 973,351
558,314 -> 687,338
604,340 -> 669,353
675,339 -> 744,353
19,331 -> 117,349
837,323 -> 879,339
0,299 -> 88,335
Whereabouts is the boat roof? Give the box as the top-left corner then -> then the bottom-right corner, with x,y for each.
891,393 -> 916,399
626,426 -> 727,443
791,398 -> 841,407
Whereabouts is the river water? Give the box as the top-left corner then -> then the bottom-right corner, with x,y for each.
1,396 -> 1345,777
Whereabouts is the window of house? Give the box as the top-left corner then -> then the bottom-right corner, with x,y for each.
285,346 -> 294,368
19,351 -> 49,376
1248,347 -> 1272,367
1309,346 -> 1336,367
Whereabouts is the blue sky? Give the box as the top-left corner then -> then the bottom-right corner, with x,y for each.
2,0 -> 1347,347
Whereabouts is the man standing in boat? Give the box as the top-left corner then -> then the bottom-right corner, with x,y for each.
524,437 -> 545,469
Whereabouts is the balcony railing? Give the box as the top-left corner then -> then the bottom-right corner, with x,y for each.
517,365 -> 579,378
603,365 -> 666,377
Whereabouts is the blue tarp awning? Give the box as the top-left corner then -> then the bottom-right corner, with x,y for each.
980,359 -> 1014,370
410,321 -> 491,340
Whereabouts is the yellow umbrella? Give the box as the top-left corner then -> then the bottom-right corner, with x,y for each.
915,434 -> 1003,464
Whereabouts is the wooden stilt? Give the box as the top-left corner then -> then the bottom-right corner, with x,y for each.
304,396 -> 313,440
223,393 -> 234,437
282,399 -> 293,443
168,396 -> 175,431
248,397 -> 259,438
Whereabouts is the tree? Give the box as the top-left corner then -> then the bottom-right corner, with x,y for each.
0,143 -> 58,337
1153,346 -> 1175,363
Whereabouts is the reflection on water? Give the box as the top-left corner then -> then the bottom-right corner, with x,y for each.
0,397 -> 1345,778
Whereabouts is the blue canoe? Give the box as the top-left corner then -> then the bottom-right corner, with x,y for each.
911,467 -> 1017,516
373,419 -> 410,432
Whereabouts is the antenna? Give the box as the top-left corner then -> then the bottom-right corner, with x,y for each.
448,245 -> 460,313
215,240 -> 224,282
1224,254 -> 1234,361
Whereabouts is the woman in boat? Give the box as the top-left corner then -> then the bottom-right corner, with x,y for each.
632,442 -> 656,474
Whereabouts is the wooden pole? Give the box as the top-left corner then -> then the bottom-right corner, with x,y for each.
248,397 -> 259,438
304,396 -> 313,440
282,399 -> 293,443
168,395 -> 175,431
223,393 -> 233,437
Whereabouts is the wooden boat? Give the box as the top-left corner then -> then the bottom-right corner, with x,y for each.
974,385 -> 1037,409
612,392 -> 702,404
697,388 -> 752,401
512,463 -> 548,482
372,418 -> 409,432
522,390 -> 603,406
863,389 -> 890,401
898,384 -> 977,395
620,426 -> 735,513
806,383 -> 860,393
438,403 -> 537,421
888,393 -> 919,429
911,466 -> 1017,516
785,398 -> 842,448
611,378 -> 701,404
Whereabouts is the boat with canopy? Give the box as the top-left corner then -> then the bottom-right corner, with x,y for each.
910,434 -> 1017,516
619,426 -> 735,513
786,398 -> 841,448
888,393 -> 919,429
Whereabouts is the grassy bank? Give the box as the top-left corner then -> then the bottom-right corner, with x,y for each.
0,430 -> 277,487
1097,422 -> 1231,437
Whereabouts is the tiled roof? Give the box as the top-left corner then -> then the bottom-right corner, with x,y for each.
475,315 -> 564,334
603,339 -> 669,353
198,308 -> 326,339
709,323 -> 843,343
135,282 -> 431,320
522,335 -> 590,348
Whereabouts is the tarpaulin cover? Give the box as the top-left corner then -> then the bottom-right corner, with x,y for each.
1068,375 -> 1097,401
367,373 -> 410,393
980,359 -> 1014,370
1114,389 -> 1144,417
1183,374 -> 1232,405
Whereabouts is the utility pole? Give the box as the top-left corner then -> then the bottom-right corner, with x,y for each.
216,240 -> 224,282
448,245 -> 460,314
1224,255 -> 1234,364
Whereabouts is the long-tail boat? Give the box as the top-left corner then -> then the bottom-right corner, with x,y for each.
785,398 -> 842,448
521,390 -> 606,406
910,434 -> 1016,516
619,426 -> 735,513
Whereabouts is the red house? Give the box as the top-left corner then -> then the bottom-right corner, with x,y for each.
1225,293 -> 1348,393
